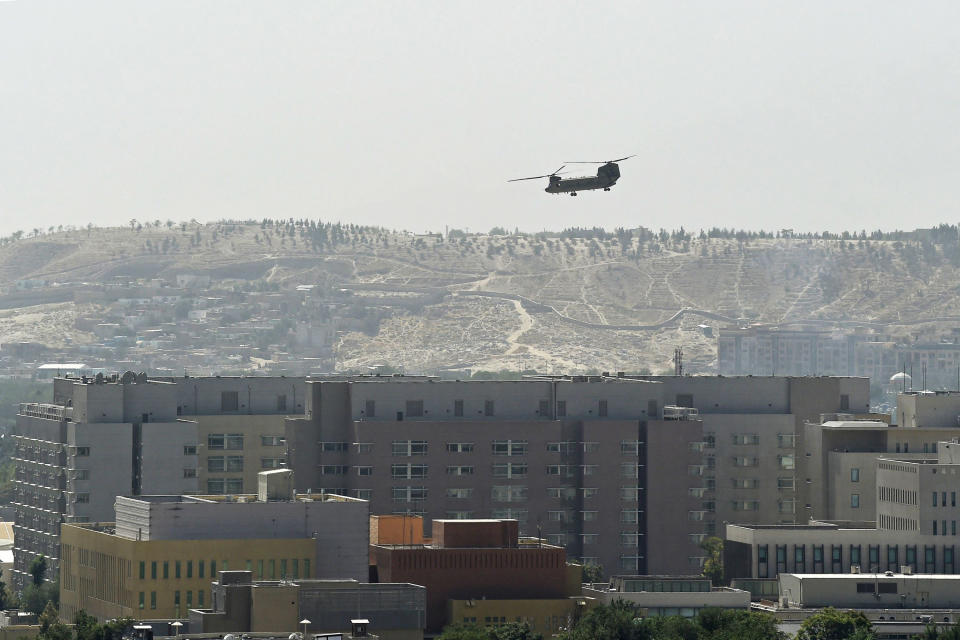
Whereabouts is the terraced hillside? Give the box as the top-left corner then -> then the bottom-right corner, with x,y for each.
0,222 -> 958,374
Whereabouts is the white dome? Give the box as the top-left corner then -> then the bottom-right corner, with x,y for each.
890,372 -> 912,383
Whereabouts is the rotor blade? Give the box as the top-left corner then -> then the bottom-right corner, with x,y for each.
609,154 -> 636,163
564,161 -> 605,164
552,165 -> 566,175
508,174 -> 553,182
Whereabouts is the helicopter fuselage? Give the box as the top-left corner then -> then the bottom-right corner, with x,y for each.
545,161 -> 621,194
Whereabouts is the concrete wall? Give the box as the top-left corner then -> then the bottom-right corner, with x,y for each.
114,496 -> 369,581
141,421 -> 200,495
779,573 -> 960,608
67,422 -> 133,522
59,524 -> 317,622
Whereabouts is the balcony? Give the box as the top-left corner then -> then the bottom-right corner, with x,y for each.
19,403 -> 72,421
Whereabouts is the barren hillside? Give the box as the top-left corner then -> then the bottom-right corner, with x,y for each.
1,222 -> 958,374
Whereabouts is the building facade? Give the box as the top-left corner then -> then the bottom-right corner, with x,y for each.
287,375 -> 867,575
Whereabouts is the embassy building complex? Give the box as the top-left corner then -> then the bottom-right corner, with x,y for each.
12,372 -> 866,588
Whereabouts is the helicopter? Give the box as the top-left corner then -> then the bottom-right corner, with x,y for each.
509,155 -> 635,196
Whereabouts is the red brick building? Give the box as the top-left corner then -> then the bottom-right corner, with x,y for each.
371,519 -> 577,631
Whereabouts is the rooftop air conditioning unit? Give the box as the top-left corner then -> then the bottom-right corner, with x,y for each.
901,565 -> 913,575
851,565 -> 861,574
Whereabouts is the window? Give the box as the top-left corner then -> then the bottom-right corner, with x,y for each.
183,445 -> 197,455
777,433 -> 796,448
454,400 -> 464,417
778,454 -> 795,470
446,442 -> 473,453
851,494 -> 860,509
74,446 -> 90,457
226,434 -> 243,450
492,462 -> 527,478
406,400 -> 424,417
175,561 -> 181,579
207,456 -> 225,472
446,488 -> 473,499
353,489 -> 372,500
934,492 -> 939,507
226,456 -> 243,472
548,510 -> 568,522
620,487 -> 640,501
492,485 -> 527,502
261,435 -> 285,446
733,456 -> 759,467
74,493 -> 90,503
621,510 -> 639,523
620,441 -> 640,455
262,458 -> 285,469
556,401 -> 566,417
163,561 -> 169,579
320,465 -> 348,475
199,561 -> 204,578
547,442 -> 573,454
446,510 -> 474,519
391,463 -> 428,479
187,561 -> 193,578
484,400 -> 495,416
221,391 -> 239,411
321,442 -> 348,453
840,394 -> 850,411
139,592 -> 145,610
392,486 -> 428,502
620,532 -> 639,547
492,440 -> 527,456
731,433 -> 760,445
538,400 -> 550,416
446,465 -> 474,476
598,400 -> 608,417
546,464 -> 573,477
355,466 -> 373,476
151,561 -> 157,579
850,468 -> 860,482
581,534 -> 598,545
364,400 -> 376,418
777,477 -> 795,490
620,463 -> 640,478
139,561 -> 145,579
208,434 -> 225,449
150,591 -> 156,610
675,393 -> 694,408
226,478 -> 242,493
392,440 -> 428,456
276,394 -> 287,411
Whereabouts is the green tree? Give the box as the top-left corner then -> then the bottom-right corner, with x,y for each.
38,601 -> 70,640
438,622 -> 542,640
438,624 -> 489,640
796,608 -> 874,640
558,600 -> 651,640
30,554 -> 48,585
700,537 -> 724,586
695,608 -> 785,640
582,563 -> 604,584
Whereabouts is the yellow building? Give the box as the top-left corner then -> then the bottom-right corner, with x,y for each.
447,597 -> 597,635
59,523 -> 316,621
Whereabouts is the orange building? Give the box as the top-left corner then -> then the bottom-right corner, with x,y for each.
371,519 -> 579,632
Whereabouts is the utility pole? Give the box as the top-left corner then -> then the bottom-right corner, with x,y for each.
674,347 -> 683,376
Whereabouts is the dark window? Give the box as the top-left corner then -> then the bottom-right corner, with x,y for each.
538,400 -> 549,416
794,545 -> 805,571
454,400 -> 464,417
887,545 -> 899,570
850,545 -> 861,567
598,400 -> 608,417
813,545 -> 824,573
776,545 -> 787,574
556,401 -> 566,417
946,546 -> 954,573
406,400 -> 424,418
926,546 -> 936,571
758,545 -> 768,579
869,545 -> 880,570
878,583 -> 897,594
676,394 -> 694,408
396,411 -> 403,422
221,391 -> 239,412
277,395 -> 287,412
856,583 -> 875,593
832,545 -> 842,572
365,400 -> 375,418
647,400 -> 658,417
484,400 -> 495,417
840,394 -> 850,411
906,546 -> 917,569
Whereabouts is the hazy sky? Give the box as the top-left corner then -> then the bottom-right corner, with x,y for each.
2,1 -> 959,238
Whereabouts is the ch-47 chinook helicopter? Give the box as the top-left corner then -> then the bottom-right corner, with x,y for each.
508,155 -> 635,196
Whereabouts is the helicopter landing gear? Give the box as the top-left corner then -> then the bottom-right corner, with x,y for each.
603,187 -> 611,191
569,192 -> 578,196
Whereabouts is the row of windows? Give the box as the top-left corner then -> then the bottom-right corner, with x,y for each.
879,485 -> 917,505
387,485 -> 627,501
208,434 -> 243,450
206,479 -> 243,494
323,440 -> 644,455
933,491 -> 959,507
139,589 -> 204,610
338,463 -> 646,478
757,543 -> 957,577
217,392 -> 289,413
728,433 -> 796,447
361,399 -> 620,419
138,558 -> 310,581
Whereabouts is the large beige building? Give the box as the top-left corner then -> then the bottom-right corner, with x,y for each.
285,375 -> 867,575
